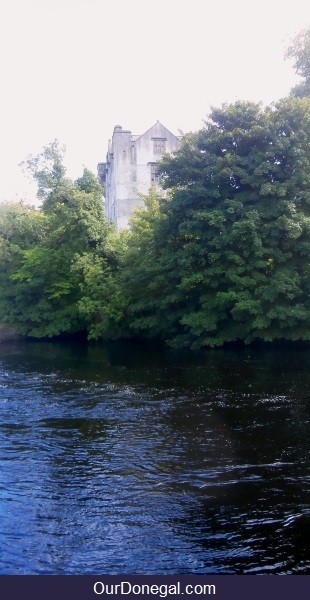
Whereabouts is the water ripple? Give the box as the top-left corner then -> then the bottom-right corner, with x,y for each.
0,342 -> 309,574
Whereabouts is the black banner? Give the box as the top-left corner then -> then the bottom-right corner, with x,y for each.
0,575 -> 309,600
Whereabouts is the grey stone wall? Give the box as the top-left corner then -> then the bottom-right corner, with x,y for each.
99,122 -> 181,230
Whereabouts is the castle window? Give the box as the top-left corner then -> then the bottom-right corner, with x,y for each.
153,138 -> 166,154
149,163 -> 159,182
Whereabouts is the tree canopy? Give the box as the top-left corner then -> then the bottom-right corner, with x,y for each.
116,98 -> 310,348
0,144 -> 117,338
286,26 -> 310,97
1,34 -> 310,349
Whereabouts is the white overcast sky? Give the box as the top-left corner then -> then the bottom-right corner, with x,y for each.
0,0 -> 309,204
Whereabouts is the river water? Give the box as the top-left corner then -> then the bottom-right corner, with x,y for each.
0,340 -> 309,574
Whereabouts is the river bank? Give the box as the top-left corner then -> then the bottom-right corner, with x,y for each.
0,325 -> 23,341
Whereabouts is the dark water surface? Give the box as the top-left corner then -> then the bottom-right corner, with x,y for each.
0,341 -> 309,574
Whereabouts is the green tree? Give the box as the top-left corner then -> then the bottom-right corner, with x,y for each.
117,188 -> 180,341
74,229 -> 128,340
123,99 -> 310,349
0,144 -> 115,338
286,26 -> 310,97
20,139 -> 67,201
0,202 -> 47,331
74,189 -> 165,343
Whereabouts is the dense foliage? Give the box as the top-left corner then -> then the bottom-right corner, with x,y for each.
118,98 -> 310,348
0,143 -> 118,337
1,30 -> 310,348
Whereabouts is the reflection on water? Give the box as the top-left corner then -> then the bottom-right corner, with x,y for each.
0,341 -> 309,574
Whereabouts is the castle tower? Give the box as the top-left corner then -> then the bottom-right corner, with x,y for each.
98,122 -> 181,230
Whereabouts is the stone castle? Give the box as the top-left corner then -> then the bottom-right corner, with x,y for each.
97,121 -> 181,230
